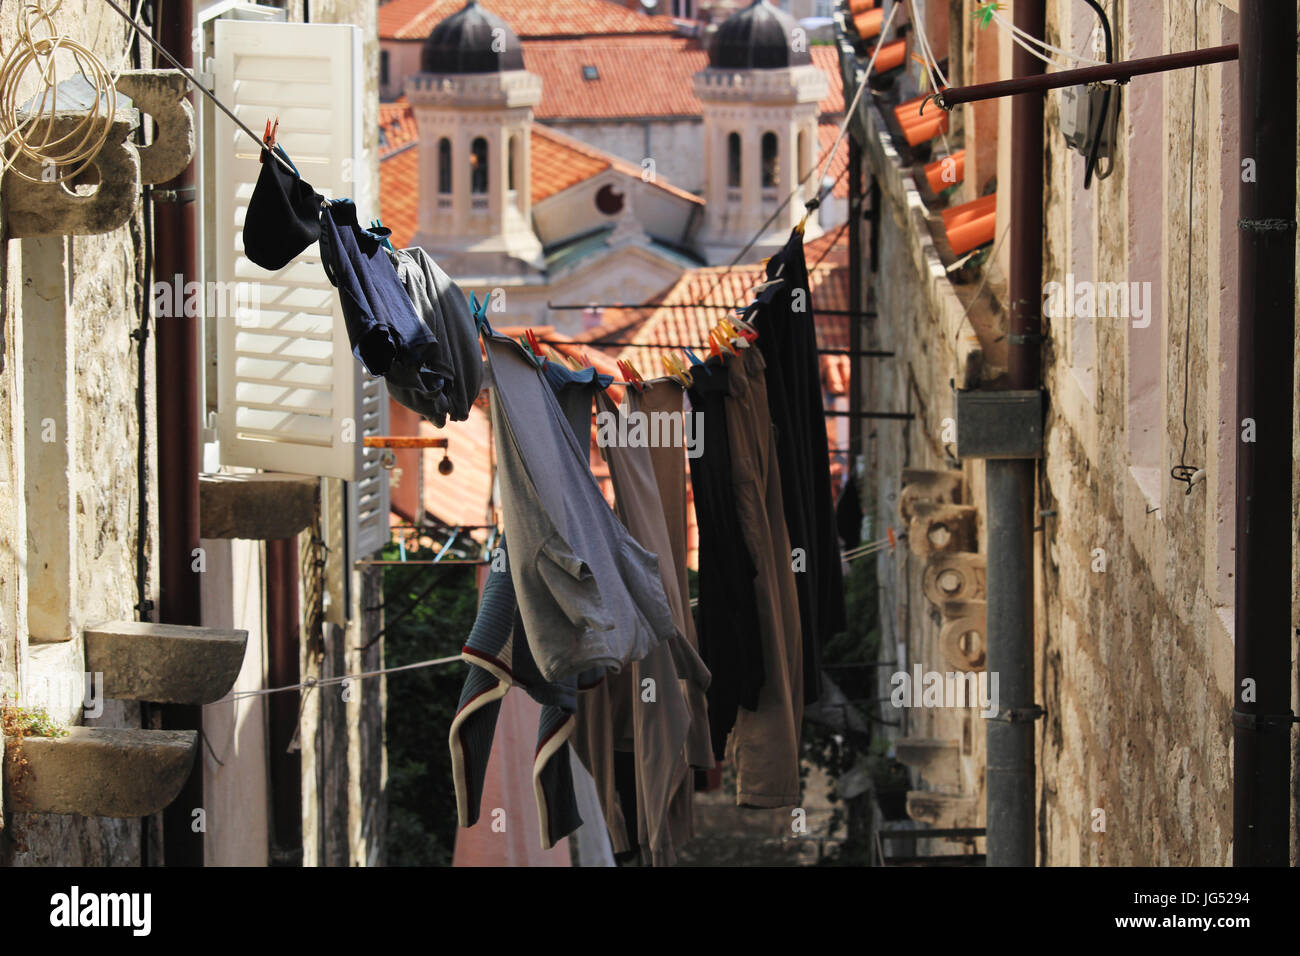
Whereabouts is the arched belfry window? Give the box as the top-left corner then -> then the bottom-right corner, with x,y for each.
438,138 -> 452,194
727,132 -> 742,189
470,137 -> 489,195
761,131 -> 779,188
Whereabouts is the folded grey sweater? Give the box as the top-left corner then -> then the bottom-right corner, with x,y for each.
384,246 -> 484,427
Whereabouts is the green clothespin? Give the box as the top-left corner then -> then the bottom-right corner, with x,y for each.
972,2 -> 1001,28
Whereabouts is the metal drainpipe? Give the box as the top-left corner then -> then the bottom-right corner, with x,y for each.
154,0 -> 204,868
1232,0 -> 1295,867
848,134 -> 863,464
266,538 -> 303,866
985,0 -> 1044,867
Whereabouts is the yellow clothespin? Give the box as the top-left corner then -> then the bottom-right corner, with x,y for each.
662,352 -> 693,387
718,318 -> 745,345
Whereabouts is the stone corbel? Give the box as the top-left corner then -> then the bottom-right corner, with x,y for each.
922,551 -> 986,606
938,600 -> 987,672
2,110 -> 140,238
898,468 -> 966,523
907,502 -> 978,556
115,69 -> 196,186
1,69 -> 196,239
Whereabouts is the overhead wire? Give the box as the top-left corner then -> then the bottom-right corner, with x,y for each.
690,0 -> 902,312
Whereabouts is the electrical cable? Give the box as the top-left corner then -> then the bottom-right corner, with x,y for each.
1079,0 -> 1115,189
691,1 -> 902,311
0,0 -> 137,184
99,0 -> 301,179
1171,0 -> 1201,494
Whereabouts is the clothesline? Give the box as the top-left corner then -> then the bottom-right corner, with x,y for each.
101,0 -> 303,181
214,654 -> 465,704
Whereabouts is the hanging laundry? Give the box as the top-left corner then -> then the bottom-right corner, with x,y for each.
687,359 -> 764,759
242,144 -> 323,271
751,228 -> 848,706
719,346 -> 803,809
384,246 -> 484,427
483,330 -> 676,682
449,538 -> 602,850
636,380 -> 714,771
837,471 -> 863,549
318,199 -> 440,391
570,389 -> 712,867
450,361 -> 611,851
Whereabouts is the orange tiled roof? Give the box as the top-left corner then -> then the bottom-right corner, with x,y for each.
818,121 -> 851,199
379,98 -> 419,157
378,107 -> 701,249
527,37 -> 706,120
529,122 -> 702,204
387,36 -> 844,125
379,145 -> 420,248
608,243 -> 851,378
379,0 -> 678,41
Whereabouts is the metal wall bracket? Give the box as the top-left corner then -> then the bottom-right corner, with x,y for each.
954,388 -> 1044,459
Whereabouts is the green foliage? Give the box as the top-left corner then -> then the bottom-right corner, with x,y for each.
380,543 -> 478,867
0,698 -> 68,739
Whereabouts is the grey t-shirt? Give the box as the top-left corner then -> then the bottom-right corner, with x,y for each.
484,333 -> 675,682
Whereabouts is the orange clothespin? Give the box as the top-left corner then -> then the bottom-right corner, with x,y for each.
710,327 -> 737,357
887,526 -> 897,552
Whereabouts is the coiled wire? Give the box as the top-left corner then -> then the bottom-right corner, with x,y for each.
0,0 -> 132,185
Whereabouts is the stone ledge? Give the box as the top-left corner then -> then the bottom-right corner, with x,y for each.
199,471 -> 320,539
84,620 -> 248,705
3,727 -> 197,817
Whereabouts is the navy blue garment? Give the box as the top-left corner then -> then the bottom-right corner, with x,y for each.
318,199 -> 439,391
687,359 -> 764,759
750,228 -> 847,705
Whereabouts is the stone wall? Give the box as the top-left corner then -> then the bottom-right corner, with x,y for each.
857,0 -> 1296,865
0,0 -> 155,866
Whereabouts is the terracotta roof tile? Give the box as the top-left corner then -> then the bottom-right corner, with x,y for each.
379,108 -> 700,249
818,121 -> 850,198
530,124 -> 612,201
379,0 -> 677,41
527,37 -> 707,120
607,252 -> 851,376
379,97 -> 419,157
379,145 -> 421,248
388,35 -> 844,125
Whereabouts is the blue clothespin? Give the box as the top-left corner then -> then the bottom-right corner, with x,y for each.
683,347 -> 711,375
469,291 -> 491,335
369,218 -> 395,251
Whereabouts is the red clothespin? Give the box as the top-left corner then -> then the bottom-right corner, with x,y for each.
618,359 -> 645,392
524,328 -> 545,360
260,116 -> 280,163
887,526 -> 897,552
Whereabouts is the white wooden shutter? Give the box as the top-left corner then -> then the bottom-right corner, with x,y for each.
211,17 -> 388,532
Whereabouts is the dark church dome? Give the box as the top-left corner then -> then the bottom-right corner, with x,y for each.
709,1 -> 812,70
421,1 -> 525,74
